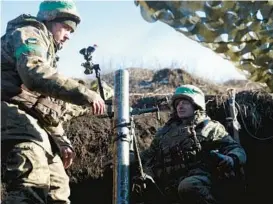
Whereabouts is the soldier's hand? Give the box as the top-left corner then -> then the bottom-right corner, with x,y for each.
218,155 -> 236,178
132,173 -> 155,198
218,154 -> 234,172
61,146 -> 75,169
91,95 -> 105,115
210,151 -> 234,170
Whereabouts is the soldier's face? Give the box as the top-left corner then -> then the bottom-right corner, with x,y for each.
51,22 -> 72,47
175,99 -> 195,119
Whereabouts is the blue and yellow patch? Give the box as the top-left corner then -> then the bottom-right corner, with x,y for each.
15,38 -> 47,59
26,38 -> 38,44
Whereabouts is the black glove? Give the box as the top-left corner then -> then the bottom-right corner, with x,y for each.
210,150 -> 235,177
218,154 -> 234,170
132,173 -> 154,196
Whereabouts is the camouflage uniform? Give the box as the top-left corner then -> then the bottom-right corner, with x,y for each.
1,1 -> 99,203
140,85 -> 247,204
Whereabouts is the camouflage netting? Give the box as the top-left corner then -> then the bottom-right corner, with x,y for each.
135,1 -> 273,91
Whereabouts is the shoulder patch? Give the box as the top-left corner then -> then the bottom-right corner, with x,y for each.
26,38 -> 38,44
15,44 -> 46,59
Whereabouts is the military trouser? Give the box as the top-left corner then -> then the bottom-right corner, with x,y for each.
178,174 -> 217,204
1,141 -> 70,204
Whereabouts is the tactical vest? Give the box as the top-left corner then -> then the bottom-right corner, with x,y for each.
153,118 -> 209,177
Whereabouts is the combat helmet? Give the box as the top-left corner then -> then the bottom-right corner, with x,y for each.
37,0 -> 81,32
171,84 -> 206,111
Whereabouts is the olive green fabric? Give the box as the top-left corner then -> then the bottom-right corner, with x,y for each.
37,0 -> 81,26
1,142 -> 70,204
1,11 -> 98,204
2,14 -> 99,106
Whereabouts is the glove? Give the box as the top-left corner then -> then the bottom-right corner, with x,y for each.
210,150 -> 235,178
218,154 -> 234,170
132,173 -> 154,196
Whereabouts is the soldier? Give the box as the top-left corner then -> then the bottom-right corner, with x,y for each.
1,1 -> 105,203
139,85 -> 246,204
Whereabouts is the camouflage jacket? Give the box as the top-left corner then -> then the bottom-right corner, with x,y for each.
140,111 -> 246,179
1,14 -> 99,107
44,98 -> 90,150
1,14 -> 97,152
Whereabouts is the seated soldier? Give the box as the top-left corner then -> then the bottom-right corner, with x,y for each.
135,84 -> 246,204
